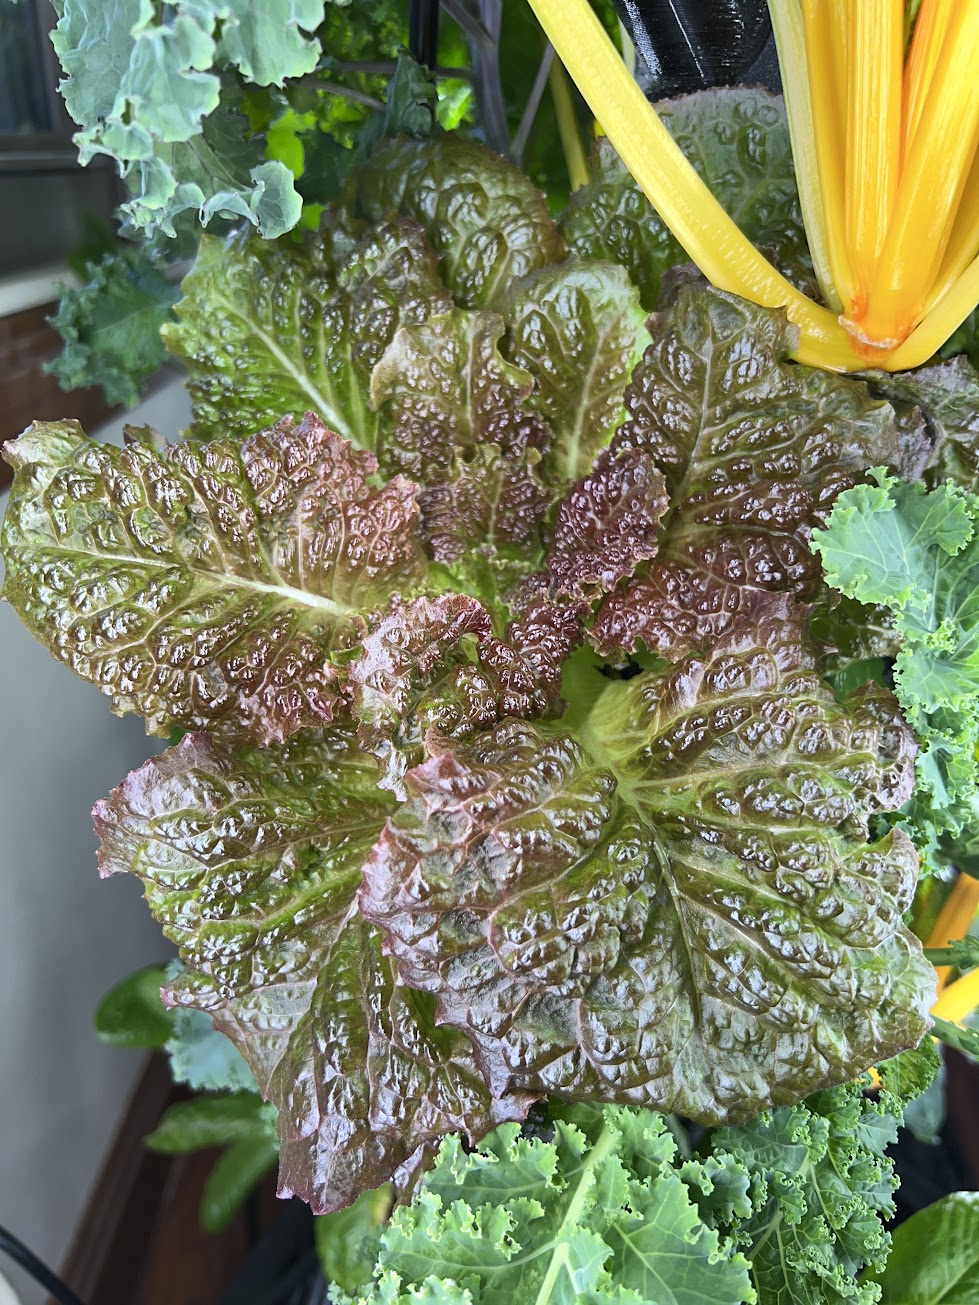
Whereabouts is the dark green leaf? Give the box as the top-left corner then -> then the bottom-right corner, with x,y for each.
46,250 -> 180,409
145,1092 -> 275,1154
94,964 -> 173,1049
871,1192 -> 979,1303
315,1185 -> 393,1293
200,1132 -> 281,1233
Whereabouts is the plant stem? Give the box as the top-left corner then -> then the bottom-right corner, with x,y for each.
512,44 -> 554,165
549,58 -> 589,191
318,81 -> 385,111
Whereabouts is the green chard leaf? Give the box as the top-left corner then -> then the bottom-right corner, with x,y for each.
361,598 -> 933,1125
871,1192 -> 979,1303
811,472 -> 979,865
46,248 -> 180,408
164,217 -> 453,447
340,1108 -> 754,1304
1,414 -> 423,742
589,285 -> 921,660
94,725 -> 531,1213
561,88 -> 815,310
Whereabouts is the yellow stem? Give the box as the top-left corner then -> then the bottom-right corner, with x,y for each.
844,0 -> 902,304
925,872 -> 979,990
801,0 -> 855,306
767,0 -> 841,311
925,154 -> 979,315
887,246 -> 979,369
932,964 -> 979,1024
904,0 -> 954,156
863,2 -> 979,346
527,0 -> 866,372
548,58 -> 590,193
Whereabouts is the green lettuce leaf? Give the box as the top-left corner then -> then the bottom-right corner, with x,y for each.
45,248 -> 180,408
164,217 -> 452,446
94,724 -> 530,1212
870,1192 -> 979,1303
361,599 -> 932,1125
343,134 -> 567,310
339,1108 -> 754,1304
811,472 -> 979,865
1,414 -> 423,742
500,260 -> 649,483
561,88 -> 814,310
590,285 -> 921,660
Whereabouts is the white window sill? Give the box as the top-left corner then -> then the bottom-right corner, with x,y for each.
0,263 -> 80,318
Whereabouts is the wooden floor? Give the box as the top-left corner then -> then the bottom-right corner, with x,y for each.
52,1055 -> 287,1305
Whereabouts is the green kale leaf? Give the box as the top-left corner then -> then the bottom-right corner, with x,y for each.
812,471 -> 979,866
338,1107 -> 755,1304
45,248 -> 180,408
50,0 -> 314,239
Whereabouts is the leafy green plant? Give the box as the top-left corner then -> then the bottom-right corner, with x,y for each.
11,4 -> 979,1298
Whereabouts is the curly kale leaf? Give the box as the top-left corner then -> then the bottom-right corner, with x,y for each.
50,0 -> 317,239
46,249 -> 180,408
713,1084 -> 900,1303
362,599 -> 932,1126
1,413 -> 423,742
561,88 -> 815,309
586,284 -> 921,660
342,1084 -> 907,1305
811,472 -> 979,867
338,1107 -> 755,1304
95,724 -> 531,1213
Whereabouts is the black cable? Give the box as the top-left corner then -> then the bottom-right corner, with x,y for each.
408,0 -> 440,69
0,1223 -> 87,1305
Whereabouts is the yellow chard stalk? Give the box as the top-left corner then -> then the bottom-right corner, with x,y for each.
527,0 -> 979,373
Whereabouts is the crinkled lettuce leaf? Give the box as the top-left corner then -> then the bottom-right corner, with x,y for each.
1,413 -> 423,742
362,600 -> 931,1123
94,723 -> 530,1212
587,284 -> 921,659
